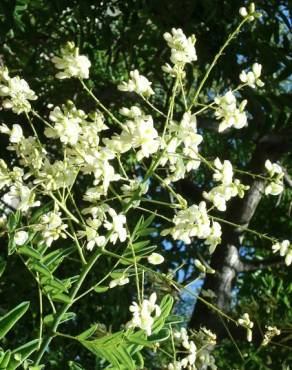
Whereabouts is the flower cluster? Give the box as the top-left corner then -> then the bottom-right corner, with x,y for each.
160,112 -> 202,183
214,91 -> 248,132
240,63 -> 264,88
272,240 -> 292,266
118,70 -> 154,97
36,208 -> 68,247
104,106 -> 160,161
163,28 -> 197,77
0,67 -> 37,114
1,166 -> 40,212
109,275 -> 129,289
168,328 -> 197,369
45,103 -> 83,145
264,160 -> 284,196
203,158 -> 249,211
168,327 -> 217,370
128,293 -> 161,335
238,313 -> 254,342
52,41 -> 91,79
262,325 -> 281,346
239,3 -> 262,21
162,201 -> 221,253
78,206 -> 127,250
0,124 -> 46,171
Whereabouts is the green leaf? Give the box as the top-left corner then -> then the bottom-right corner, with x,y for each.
8,339 -> 39,370
42,277 -> 68,293
18,246 -> 42,260
30,201 -> 53,224
148,328 -> 170,343
93,286 -> 109,293
29,261 -> 52,278
41,247 -> 74,272
0,261 -> 6,278
152,294 -> 174,334
79,331 -> 137,369
115,346 -> 135,370
0,350 -> 11,368
44,312 -> 76,327
0,302 -> 30,340
165,314 -> 184,325
76,324 -> 99,341
51,293 -> 72,304
7,211 -> 21,233
68,361 -> 85,370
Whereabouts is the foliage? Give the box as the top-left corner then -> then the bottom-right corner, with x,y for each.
0,0 -> 291,369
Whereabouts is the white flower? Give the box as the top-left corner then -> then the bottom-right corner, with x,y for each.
34,160 -> 76,191
52,42 -> 91,79
162,201 -> 221,251
160,112 -> 202,183
168,361 -> 182,370
240,63 -> 264,88
10,125 -> 24,143
45,104 -> 84,145
213,158 -> 233,185
180,341 -> 197,368
265,160 -> 283,177
262,326 -> 281,346
147,253 -> 164,265
238,313 -> 254,342
78,218 -> 106,251
264,160 -> 284,196
14,231 -> 29,246
171,328 -> 197,369
106,110 -> 160,161
214,91 -> 248,132
104,208 -> 127,244
118,70 -> 154,97
0,160 -> 11,190
163,28 -> 197,66
131,116 -> 160,160
239,3 -> 261,21
205,221 -> 222,254
38,210 -> 68,247
2,184 -> 40,212
272,240 -> 292,266
265,182 -> 283,196
109,275 -> 129,289
128,292 -> 161,335
0,67 -> 37,114
239,7 -> 248,17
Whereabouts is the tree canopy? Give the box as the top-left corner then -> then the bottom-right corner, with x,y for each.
0,1 -> 291,369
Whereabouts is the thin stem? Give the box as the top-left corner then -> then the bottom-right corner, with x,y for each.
189,18 -> 248,109
210,215 -> 277,243
37,274 -> 43,350
140,94 -> 167,118
80,79 -> 123,127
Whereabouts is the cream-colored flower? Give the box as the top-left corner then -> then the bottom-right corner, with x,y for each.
118,70 -> 154,97
14,231 -> 29,246
52,42 -> 91,79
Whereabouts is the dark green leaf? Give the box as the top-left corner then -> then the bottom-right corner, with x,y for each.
0,302 -> 30,339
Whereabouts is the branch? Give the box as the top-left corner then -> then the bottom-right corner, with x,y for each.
236,256 -> 286,272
